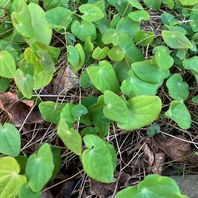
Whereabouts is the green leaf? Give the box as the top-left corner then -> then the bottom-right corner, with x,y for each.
162,0 -> 175,9
92,46 -> 109,60
43,0 -> 69,10
75,43 -> 85,72
108,46 -> 125,62
127,0 -> 144,9
118,96 -> 162,130
0,157 -> 26,198
67,45 -> 80,70
71,20 -> 96,41
0,78 -> 10,92
179,0 -> 198,6
57,118 -> 82,155
87,61 -> 120,93
192,95 -> 198,103
71,104 -> 88,118
143,0 -> 162,10
183,56 -> 198,73
19,185 -> 41,198
116,17 -> 140,38
119,33 -> 144,63
79,4 -> 104,22
128,10 -> 150,22
132,60 -> 170,83
25,144 -> 54,192
115,174 -> 188,198
0,50 -> 16,78
153,46 -> 174,70
121,70 -> 162,97
46,7 -> 73,29
14,69 -> 33,99
103,91 -> 129,124
165,101 -> 191,129
89,96 -> 110,137
190,5 -> 198,32
166,74 -> 189,100
134,31 -> 155,46
81,134 -> 117,183
162,31 -> 193,49
39,101 -> 66,125
102,28 -> 120,45
0,123 -> 21,157
147,124 -> 161,137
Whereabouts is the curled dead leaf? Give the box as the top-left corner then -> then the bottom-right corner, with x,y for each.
0,92 -> 42,127
153,135 -> 191,162
53,67 -> 79,95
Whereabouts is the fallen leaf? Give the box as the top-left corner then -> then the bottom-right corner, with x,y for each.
0,92 -> 42,127
90,172 -> 130,198
144,144 -> 154,166
53,67 -> 79,95
152,152 -> 166,174
153,135 -> 191,161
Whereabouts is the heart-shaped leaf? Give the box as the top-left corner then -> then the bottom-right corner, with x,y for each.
39,101 -> 66,124
81,134 -> 117,183
165,101 -> 191,129
162,31 -> 193,49
166,74 -> 189,100
57,118 -> 82,155
14,69 -> 33,99
0,50 -> 16,78
127,0 -> 144,9
25,143 -> 54,192
179,0 -> 198,6
0,123 -> 21,157
115,174 -> 188,198
121,70 -> 162,97
92,46 -> 109,60
0,157 -> 26,198
103,90 -> 129,124
153,46 -> 174,70
87,61 -> 120,93
143,0 -> 162,10
108,46 -> 125,62
128,10 -> 150,22
79,4 -> 104,22
46,7 -> 73,29
132,60 -> 170,83
71,20 -> 96,41
118,96 -> 162,130
102,28 -> 120,45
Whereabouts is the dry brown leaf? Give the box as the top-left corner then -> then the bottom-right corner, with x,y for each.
144,144 -> 154,166
0,92 -> 42,127
153,135 -> 191,161
53,67 -> 79,95
152,152 -> 166,174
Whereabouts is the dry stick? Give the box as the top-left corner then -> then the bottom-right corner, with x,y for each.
42,170 -> 84,192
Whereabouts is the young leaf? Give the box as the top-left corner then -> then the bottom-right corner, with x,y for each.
87,61 -> 120,93
107,46 -> 125,62
0,157 -> 26,198
166,74 -> 189,100
103,91 -> 129,124
132,60 -> 170,83
162,31 -> 193,49
92,46 -> 109,60
46,7 -> 73,29
118,96 -> 162,130
79,4 -> 104,22
14,69 -> 33,99
25,144 -> 54,192
192,96 -> 198,103
0,50 -> 16,78
179,0 -> 198,6
165,101 -> 191,129
115,174 -> 188,198
153,46 -> 174,70
127,0 -> 144,9
81,134 -> 117,183
57,118 -> 82,155
39,101 -> 66,124
0,123 -> 21,157
102,28 -> 120,45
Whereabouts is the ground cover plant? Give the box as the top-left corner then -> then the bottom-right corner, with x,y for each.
0,0 -> 197,197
